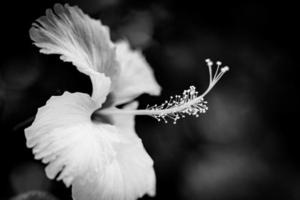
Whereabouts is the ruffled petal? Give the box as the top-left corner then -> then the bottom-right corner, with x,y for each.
29,3 -> 120,80
25,93 -> 156,200
25,92 -> 121,187
112,41 -> 161,105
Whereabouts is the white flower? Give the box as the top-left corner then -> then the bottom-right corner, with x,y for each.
25,4 -> 160,200
25,4 -> 230,200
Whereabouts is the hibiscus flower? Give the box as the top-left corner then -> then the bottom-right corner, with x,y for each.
25,3 -> 229,200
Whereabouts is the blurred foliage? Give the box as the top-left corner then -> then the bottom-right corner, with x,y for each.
0,1 -> 299,200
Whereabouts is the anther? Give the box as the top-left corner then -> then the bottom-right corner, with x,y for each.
221,66 -> 230,72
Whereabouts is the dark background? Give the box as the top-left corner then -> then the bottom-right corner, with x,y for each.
0,1 -> 299,200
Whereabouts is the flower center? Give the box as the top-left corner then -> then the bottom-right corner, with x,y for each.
91,93 -> 115,124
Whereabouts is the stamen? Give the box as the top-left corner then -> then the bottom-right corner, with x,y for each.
99,59 -> 229,124
147,86 -> 208,124
221,66 -> 229,73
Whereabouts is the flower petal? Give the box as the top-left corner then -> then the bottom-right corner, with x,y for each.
112,41 -> 161,105
86,101 -> 156,198
25,92 -> 156,199
72,136 -> 156,200
71,102 -> 156,200
29,3 -> 120,80
25,92 -> 120,187
111,101 -> 139,135
90,72 -> 111,106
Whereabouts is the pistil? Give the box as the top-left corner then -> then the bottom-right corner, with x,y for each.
99,59 -> 229,124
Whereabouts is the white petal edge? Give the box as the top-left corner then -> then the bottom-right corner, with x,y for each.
29,3 -> 120,79
112,41 -> 161,105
